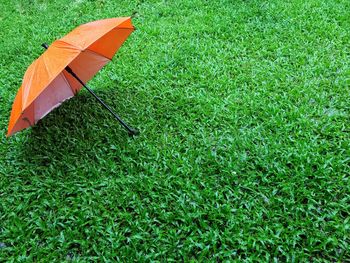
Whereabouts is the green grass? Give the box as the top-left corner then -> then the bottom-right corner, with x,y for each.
1,0 -> 350,261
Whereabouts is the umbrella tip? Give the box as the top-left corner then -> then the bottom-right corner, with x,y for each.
41,43 -> 49,50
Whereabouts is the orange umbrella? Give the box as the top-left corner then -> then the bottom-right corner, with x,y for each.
7,17 -> 138,137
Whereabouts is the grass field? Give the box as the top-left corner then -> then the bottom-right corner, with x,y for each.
1,0 -> 350,261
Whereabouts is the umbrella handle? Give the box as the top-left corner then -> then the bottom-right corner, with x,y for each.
41,43 -> 140,136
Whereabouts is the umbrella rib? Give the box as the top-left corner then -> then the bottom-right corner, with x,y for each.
22,59 -> 39,110
85,48 -> 112,62
52,40 -> 82,51
61,72 -> 77,96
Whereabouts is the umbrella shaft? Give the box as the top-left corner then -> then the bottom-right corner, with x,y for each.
41,43 -> 138,136
66,67 -> 138,135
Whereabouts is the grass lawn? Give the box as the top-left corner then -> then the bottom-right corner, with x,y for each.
1,0 -> 350,261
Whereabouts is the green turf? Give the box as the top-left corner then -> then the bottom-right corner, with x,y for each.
1,0 -> 350,261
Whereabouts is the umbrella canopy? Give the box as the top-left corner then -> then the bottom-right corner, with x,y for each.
7,17 -> 135,137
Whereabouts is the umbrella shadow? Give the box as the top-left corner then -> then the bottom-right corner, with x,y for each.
17,89 -> 138,176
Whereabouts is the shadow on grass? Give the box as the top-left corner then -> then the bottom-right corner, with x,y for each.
16,88 -> 139,177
